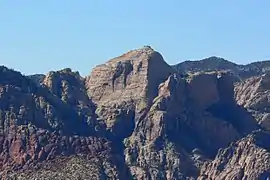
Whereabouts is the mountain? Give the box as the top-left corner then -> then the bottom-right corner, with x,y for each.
1,47 -> 270,179
174,56 -> 270,79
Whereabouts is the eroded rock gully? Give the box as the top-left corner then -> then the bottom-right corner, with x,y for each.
0,47 -> 270,179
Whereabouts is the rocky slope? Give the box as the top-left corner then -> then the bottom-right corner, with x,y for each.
0,46 -> 270,179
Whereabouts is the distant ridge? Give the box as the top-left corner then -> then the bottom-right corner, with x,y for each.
174,56 -> 270,79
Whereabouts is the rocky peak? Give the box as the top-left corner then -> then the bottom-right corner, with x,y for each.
86,47 -> 175,110
41,68 -> 102,135
43,68 -> 91,105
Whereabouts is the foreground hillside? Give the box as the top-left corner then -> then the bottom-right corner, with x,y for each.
1,46 -> 270,179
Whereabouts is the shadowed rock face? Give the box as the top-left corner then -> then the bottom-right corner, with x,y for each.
235,73 -> 270,131
1,48 -> 270,180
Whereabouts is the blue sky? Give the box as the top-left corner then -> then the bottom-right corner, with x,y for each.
0,1 -> 269,76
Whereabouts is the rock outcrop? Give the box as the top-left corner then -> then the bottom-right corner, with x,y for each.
86,46 -> 175,109
42,68 -> 99,132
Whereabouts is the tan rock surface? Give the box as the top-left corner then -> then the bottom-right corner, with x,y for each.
86,46 -> 175,109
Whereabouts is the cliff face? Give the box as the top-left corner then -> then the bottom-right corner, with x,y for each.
1,47 -> 270,180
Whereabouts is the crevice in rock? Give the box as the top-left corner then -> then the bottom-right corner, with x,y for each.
111,61 -> 133,90
122,61 -> 133,88
112,61 -> 123,91
137,61 -> 143,73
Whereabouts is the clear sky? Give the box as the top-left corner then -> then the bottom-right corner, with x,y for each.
0,1 -> 269,76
